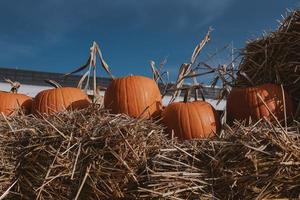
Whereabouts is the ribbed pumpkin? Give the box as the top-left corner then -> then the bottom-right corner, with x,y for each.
227,83 -> 294,122
0,79 -> 32,115
104,76 -> 162,119
162,90 -> 220,140
32,80 -> 91,115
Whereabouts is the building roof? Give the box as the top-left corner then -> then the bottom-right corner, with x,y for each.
0,67 -> 222,99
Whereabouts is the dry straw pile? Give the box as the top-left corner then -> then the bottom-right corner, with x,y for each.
0,106 -> 299,199
0,106 -> 167,199
237,10 -> 300,105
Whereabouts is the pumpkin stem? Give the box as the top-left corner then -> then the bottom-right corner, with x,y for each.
183,88 -> 191,103
193,85 -> 204,102
194,88 -> 198,101
45,80 -> 62,88
4,78 -> 20,93
197,86 -> 206,102
184,85 -> 203,103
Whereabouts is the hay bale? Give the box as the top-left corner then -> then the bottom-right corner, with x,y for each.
0,107 -> 299,199
0,115 -> 20,199
0,146 -> 17,198
0,105 -> 169,199
237,10 -> 300,105
138,121 -> 300,199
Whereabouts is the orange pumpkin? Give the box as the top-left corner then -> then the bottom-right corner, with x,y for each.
227,83 -> 294,123
162,90 -> 220,140
32,80 -> 91,115
0,79 -> 32,116
104,76 -> 162,119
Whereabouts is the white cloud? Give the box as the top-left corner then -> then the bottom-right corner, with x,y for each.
0,0 -> 237,62
112,0 -> 237,30
0,39 -> 37,60
26,0 -> 237,37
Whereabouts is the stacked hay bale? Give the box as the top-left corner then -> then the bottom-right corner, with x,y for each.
0,106 -> 299,199
139,122 -> 300,199
237,10 -> 300,112
0,131 -> 17,199
0,106 -> 169,199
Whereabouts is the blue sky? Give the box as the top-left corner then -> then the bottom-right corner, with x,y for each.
0,0 -> 298,81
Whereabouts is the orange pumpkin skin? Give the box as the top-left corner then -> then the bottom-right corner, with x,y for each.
0,92 -> 32,115
227,84 -> 294,122
32,87 -> 91,115
162,101 -> 220,140
104,76 -> 163,119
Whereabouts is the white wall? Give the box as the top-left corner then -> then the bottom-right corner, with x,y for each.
0,82 -> 226,110
0,82 -> 52,97
162,95 -> 226,110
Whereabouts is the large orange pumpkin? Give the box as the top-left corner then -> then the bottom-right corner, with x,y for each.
162,97 -> 220,140
104,76 -> 162,119
32,80 -> 91,115
0,79 -> 32,115
227,83 -> 294,123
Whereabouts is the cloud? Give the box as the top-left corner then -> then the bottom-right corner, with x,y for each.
131,0 -> 236,29
0,0 -> 236,61
0,39 -> 37,61
0,0 -> 236,40
88,0 -> 237,31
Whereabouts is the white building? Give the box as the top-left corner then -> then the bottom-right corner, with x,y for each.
0,68 -> 226,110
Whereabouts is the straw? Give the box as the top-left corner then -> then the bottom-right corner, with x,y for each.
0,106 -> 299,199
